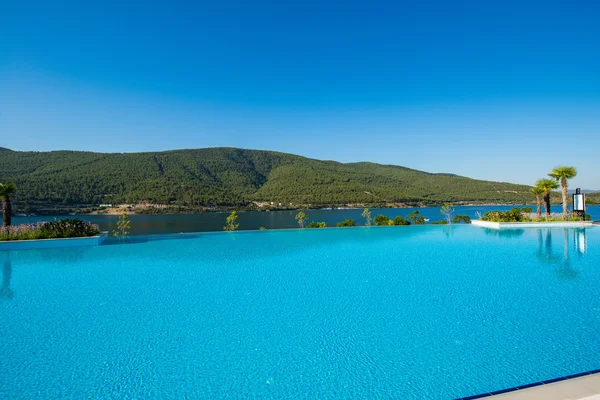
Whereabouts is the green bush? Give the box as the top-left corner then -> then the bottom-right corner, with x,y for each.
224,211 -> 239,231
374,214 -> 390,226
113,213 -> 131,238
452,215 -> 471,224
482,209 -> 525,222
408,210 -> 426,225
393,216 -> 411,226
307,221 -> 327,228
432,220 -> 448,225
337,219 -> 356,227
38,219 -> 101,238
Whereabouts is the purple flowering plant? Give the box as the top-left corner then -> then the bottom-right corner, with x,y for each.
0,219 -> 100,241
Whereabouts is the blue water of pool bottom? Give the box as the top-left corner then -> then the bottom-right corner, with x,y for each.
1,226 -> 599,399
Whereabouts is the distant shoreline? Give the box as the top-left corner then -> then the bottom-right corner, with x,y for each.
13,202 -> 548,217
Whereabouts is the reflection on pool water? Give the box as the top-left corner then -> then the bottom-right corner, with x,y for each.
1,226 -> 599,399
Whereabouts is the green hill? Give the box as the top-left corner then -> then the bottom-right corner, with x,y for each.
0,147 -> 534,213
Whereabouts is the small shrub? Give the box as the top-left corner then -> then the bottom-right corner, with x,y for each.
307,221 -> 327,228
432,220 -> 448,225
452,215 -> 471,224
374,214 -> 390,226
393,216 -> 411,226
112,213 -> 131,238
337,219 -> 356,227
41,219 -> 101,238
440,203 -> 455,224
295,211 -> 308,228
482,209 -> 525,222
361,208 -> 372,226
408,210 -> 426,225
224,211 -> 239,231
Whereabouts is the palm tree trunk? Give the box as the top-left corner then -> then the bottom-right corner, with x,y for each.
544,192 -> 551,217
2,197 -> 12,227
561,178 -> 568,219
536,195 -> 542,218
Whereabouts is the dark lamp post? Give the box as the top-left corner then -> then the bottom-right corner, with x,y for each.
573,188 -> 586,220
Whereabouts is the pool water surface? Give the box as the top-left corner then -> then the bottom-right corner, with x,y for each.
1,225 -> 599,399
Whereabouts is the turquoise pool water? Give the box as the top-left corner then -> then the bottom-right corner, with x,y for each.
2,226 -> 599,399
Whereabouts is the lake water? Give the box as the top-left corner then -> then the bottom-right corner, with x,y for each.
2,225 -> 599,398
12,205 -> 600,235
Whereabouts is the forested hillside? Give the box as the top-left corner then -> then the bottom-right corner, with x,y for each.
0,147 -> 535,213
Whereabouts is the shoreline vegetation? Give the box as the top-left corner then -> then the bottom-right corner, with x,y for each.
14,197 -> 597,217
13,200 -> 597,217
480,208 -> 592,223
0,219 -> 100,242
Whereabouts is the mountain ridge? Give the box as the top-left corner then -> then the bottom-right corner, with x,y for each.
0,146 -> 537,213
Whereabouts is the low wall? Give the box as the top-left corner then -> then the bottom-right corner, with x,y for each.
471,220 -> 593,230
0,232 -> 108,251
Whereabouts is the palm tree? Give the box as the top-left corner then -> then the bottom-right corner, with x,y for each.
530,186 -> 544,218
548,166 -> 577,219
0,183 -> 17,227
535,179 -> 559,217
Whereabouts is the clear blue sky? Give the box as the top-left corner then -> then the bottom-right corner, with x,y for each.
1,0 -> 599,188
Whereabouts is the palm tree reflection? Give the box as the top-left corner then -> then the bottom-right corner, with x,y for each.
1,254 -> 13,300
555,229 -> 577,280
536,228 -> 582,280
536,229 -> 560,264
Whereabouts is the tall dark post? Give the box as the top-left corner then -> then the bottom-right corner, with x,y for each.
572,188 -> 586,221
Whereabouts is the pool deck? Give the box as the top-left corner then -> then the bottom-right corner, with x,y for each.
0,232 -> 108,251
471,219 -> 594,229
465,372 -> 600,399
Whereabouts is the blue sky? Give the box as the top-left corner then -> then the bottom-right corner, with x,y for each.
1,0 -> 599,188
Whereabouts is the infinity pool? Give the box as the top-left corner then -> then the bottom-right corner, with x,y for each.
1,226 -> 599,399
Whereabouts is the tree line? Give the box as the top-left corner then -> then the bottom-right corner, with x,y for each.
221,206 -> 471,231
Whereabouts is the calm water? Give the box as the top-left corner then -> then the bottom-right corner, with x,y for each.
1,225 -> 599,398
12,205 -> 600,235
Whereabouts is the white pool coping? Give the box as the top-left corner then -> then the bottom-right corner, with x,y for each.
471,220 -> 594,229
481,371 -> 600,399
0,232 -> 108,251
